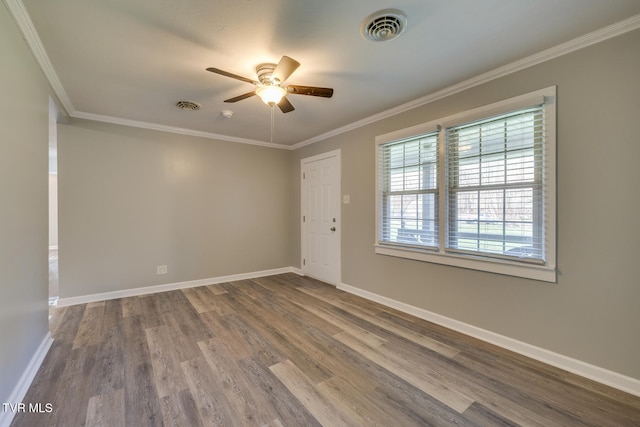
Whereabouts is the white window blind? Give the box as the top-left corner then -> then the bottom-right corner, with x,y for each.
379,132 -> 439,249
446,106 -> 545,262
375,87 -> 556,281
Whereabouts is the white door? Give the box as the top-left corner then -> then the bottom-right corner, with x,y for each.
301,150 -> 340,285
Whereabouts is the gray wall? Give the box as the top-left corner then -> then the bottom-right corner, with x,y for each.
292,29 -> 640,380
0,4 -> 50,404
57,120 -> 292,297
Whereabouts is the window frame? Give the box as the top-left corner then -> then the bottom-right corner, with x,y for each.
375,87 -> 556,282
379,130 -> 440,250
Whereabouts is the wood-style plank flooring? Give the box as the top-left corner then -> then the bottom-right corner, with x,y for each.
13,273 -> 640,426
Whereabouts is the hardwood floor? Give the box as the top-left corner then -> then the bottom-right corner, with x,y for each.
13,273 -> 640,426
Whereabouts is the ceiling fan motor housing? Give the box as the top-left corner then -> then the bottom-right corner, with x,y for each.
256,63 -> 278,84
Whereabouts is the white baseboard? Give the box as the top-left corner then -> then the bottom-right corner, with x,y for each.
290,267 -> 304,276
338,282 -> 640,398
0,332 -> 53,427
56,266 -> 299,307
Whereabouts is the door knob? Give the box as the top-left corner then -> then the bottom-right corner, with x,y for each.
330,227 -> 336,232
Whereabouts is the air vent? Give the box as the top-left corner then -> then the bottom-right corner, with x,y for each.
361,9 -> 407,42
176,100 -> 201,111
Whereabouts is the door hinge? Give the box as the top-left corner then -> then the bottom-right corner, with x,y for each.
303,215 -> 305,222
303,172 -> 306,179
303,259 -> 306,266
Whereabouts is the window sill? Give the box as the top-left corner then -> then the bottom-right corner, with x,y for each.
374,244 -> 556,283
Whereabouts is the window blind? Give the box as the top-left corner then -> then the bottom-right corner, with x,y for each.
446,106 -> 545,262
379,132 -> 439,249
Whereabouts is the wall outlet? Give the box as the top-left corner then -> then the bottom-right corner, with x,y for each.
157,265 -> 167,275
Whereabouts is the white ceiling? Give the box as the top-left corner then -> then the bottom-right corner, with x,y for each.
14,0 -> 640,147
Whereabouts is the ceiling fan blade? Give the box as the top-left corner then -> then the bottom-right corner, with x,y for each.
206,67 -> 258,85
224,91 -> 257,103
278,96 -> 295,113
272,56 -> 300,83
287,85 -> 334,98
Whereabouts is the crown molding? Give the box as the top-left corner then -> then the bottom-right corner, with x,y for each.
7,0 -> 640,151
4,0 -> 74,115
4,0 -> 290,149
291,13 -> 640,150
72,111 -> 289,149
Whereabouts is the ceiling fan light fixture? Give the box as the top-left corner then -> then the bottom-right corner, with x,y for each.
207,55 -> 333,114
256,85 -> 286,106
361,9 -> 408,42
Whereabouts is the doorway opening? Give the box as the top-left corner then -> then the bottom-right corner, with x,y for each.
48,97 -> 59,306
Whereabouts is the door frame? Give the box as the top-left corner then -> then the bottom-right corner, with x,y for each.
301,149 -> 341,285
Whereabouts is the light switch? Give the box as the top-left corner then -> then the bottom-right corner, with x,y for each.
343,195 -> 350,204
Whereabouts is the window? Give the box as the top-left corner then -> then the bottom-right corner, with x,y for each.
379,132 -> 439,249
446,107 -> 543,261
375,87 -> 556,282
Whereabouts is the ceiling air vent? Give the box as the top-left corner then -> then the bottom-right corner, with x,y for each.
176,100 -> 201,111
361,9 -> 407,42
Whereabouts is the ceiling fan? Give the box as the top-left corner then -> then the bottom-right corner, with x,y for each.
206,56 -> 333,113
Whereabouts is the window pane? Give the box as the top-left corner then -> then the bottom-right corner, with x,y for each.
479,190 -> 504,221
456,127 -> 480,156
506,112 -> 539,150
387,144 -> 406,168
506,149 -> 535,183
458,157 -> 480,187
387,194 -> 404,220
402,194 -> 419,219
387,218 -> 402,240
450,186 -> 537,256
379,132 -> 439,248
389,169 -> 405,191
403,167 -> 420,191
456,190 -> 478,221
481,153 -> 505,185
480,121 -> 505,154
418,193 -> 437,246
505,188 -> 533,222
382,193 -> 437,246
447,105 -> 544,260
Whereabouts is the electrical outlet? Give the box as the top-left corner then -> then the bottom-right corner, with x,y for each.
157,265 -> 167,275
